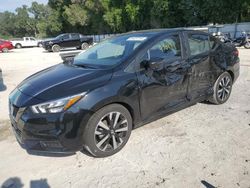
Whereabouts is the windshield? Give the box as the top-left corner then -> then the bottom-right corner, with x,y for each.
73,33 -> 154,68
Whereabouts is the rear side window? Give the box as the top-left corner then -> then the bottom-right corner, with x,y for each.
147,35 -> 182,60
188,34 -> 210,56
71,34 -> 79,39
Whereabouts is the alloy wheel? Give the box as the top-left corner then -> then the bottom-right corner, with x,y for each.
217,75 -> 231,102
94,112 -> 129,152
2,48 -> 8,53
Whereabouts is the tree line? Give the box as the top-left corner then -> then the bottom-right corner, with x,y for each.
0,0 -> 250,39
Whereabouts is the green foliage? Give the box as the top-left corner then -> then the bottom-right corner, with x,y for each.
0,0 -> 250,39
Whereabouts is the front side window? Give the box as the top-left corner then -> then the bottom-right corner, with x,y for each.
30,38 -> 35,41
74,33 -> 154,68
56,34 -> 70,40
188,34 -> 210,56
149,35 -> 181,60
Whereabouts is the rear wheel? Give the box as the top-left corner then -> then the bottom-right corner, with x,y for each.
244,41 -> 250,49
2,48 -> 9,53
38,43 -> 43,47
52,44 -> 60,52
209,72 -> 233,104
81,42 -> 89,50
83,104 -> 132,157
15,43 -> 22,49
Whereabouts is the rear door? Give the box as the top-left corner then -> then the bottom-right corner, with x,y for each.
70,33 -> 81,47
185,32 -> 214,100
60,34 -> 71,48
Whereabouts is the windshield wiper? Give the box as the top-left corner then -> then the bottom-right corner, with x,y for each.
73,64 -> 97,69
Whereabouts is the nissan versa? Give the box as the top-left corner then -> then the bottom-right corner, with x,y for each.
9,29 -> 240,157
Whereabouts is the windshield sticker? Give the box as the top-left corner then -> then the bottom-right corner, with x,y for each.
127,37 -> 147,41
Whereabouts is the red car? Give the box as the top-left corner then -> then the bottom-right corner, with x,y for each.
0,40 -> 14,53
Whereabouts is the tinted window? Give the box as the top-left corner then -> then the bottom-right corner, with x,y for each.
71,34 -> 79,39
209,36 -> 220,50
188,34 -> 210,56
30,38 -> 35,41
62,34 -> 70,40
145,35 -> 182,61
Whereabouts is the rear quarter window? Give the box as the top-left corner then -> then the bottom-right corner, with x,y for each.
188,34 -> 210,56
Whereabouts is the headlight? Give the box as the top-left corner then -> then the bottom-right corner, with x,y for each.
31,93 -> 86,114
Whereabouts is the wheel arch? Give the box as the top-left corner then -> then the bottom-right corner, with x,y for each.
91,100 -> 137,128
227,70 -> 235,82
15,43 -> 22,48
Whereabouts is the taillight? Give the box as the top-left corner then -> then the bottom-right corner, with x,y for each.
233,49 -> 239,57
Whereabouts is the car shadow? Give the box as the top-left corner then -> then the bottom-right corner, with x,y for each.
1,177 -> 50,188
26,150 -> 75,157
201,180 -> 216,188
0,72 -> 7,92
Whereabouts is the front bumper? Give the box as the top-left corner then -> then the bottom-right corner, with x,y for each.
9,101 -> 92,154
42,43 -> 52,51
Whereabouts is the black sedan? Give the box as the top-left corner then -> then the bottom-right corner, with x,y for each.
42,33 -> 93,52
9,29 -> 240,157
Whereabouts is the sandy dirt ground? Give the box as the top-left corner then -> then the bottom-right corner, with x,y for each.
0,48 -> 249,188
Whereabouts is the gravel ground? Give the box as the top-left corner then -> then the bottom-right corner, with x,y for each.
0,48 -> 249,188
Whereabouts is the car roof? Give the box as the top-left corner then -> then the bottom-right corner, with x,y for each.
123,28 -> 208,37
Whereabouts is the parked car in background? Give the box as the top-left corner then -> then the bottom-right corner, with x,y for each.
0,39 -> 14,53
9,29 -> 240,157
11,37 -> 42,48
226,32 -> 250,49
0,68 -> 2,83
213,32 -> 250,49
42,33 -> 93,52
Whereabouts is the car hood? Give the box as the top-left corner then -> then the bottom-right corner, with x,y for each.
15,63 -> 113,105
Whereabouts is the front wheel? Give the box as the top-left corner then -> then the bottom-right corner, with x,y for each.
209,72 -> 233,105
244,41 -> 250,49
83,104 -> 132,157
52,44 -> 60,52
2,48 -> 9,53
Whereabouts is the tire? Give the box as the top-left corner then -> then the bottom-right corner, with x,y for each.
15,43 -> 22,49
83,104 -> 132,157
81,42 -> 89,50
2,48 -> 9,53
209,72 -> 233,105
52,44 -> 60,52
244,41 -> 250,49
38,43 -> 43,47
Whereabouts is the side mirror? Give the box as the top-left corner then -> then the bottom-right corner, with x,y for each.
149,59 -> 163,70
142,57 -> 163,71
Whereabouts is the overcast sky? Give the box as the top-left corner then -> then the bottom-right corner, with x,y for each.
0,0 -> 48,12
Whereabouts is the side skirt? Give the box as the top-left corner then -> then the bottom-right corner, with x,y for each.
133,94 -> 211,129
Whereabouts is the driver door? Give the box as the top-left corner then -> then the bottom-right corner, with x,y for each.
136,33 -> 191,121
